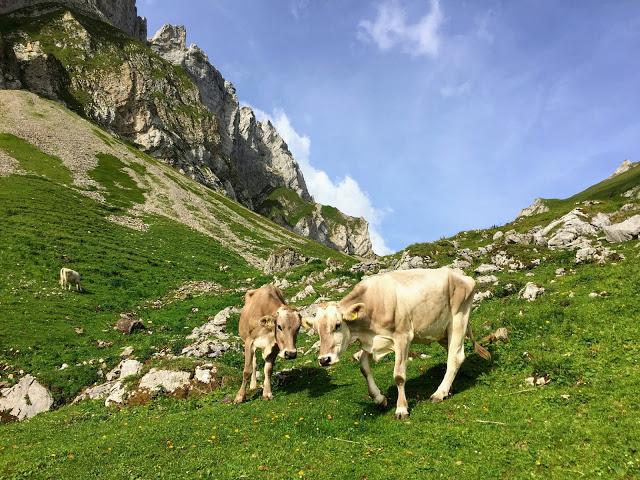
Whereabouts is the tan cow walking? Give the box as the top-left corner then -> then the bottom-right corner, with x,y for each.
59,268 -> 83,292
304,268 -> 490,419
234,284 -> 302,403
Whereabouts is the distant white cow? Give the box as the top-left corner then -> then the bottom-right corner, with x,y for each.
59,268 -> 82,292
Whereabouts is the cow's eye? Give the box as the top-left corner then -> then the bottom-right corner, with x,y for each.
277,324 -> 283,331
335,323 -> 341,330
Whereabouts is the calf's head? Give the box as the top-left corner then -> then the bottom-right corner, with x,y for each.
303,302 -> 365,366
260,306 -> 301,359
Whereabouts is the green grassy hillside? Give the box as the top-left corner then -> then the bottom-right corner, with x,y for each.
1,95 -> 639,478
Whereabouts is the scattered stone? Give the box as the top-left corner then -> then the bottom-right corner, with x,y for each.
265,248 -> 308,274
138,369 -> 191,393
475,264 -> 500,274
555,268 -> 565,276
74,327 -> 84,335
181,307 -> 237,358
591,212 -> 611,229
492,231 -> 504,241
534,208 -> 598,249
0,375 -> 53,421
473,291 -> 493,303
194,366 -> 214,384
603,214 -> 640,243
105,381 -> 127,406
59,363 -> 69,370
393,251 -> 428,270
350,260 -> 382,274
450,259 -> 471,270
525,375 -> 550,386
504,230 -> 533,245
525,272 -> 535,277
120,346 -> 134,358
476,275 -> 498,285
273,277 -> 290,290
106,359 -> 142,382
115,313 -> 145,334
291,285 -> 316,303
520,282 -> 545,301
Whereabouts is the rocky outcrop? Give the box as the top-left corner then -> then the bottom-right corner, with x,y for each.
0,0 -> 147,40
181,307 -> 237,358
603,215 -> 640,242
0,375 -> 54,421
293,204 -> 373,257
518,198 -> 549,218
610,159 -> 637,178
265,248 -> 308,274
149,24 -> 311,208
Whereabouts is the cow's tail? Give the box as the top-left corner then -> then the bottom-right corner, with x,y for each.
467,322 -> 491,361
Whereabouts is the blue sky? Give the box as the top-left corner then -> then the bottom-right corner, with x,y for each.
138,0 -> 640,254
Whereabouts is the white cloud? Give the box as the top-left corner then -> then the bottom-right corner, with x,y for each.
249,105 -> 393,255
358,0 -> 444,57
440,81 -> 471,98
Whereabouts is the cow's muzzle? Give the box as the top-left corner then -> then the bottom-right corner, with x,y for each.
319,356 -> 332,367
284,350 -> 297,360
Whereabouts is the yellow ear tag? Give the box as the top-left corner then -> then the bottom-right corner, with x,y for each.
350,312 -> 358,320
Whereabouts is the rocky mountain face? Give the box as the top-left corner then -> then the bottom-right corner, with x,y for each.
0,4 -> 374,257
0,0 -> 147,40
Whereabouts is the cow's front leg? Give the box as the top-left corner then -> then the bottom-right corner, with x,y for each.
234,340 -> 254,403
359,350 -> 386,407
393,336 -> 411,419
262,348 -> 279,400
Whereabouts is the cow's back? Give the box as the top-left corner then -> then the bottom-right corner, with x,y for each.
358,268 -> 466,339
239,284 -> 285,340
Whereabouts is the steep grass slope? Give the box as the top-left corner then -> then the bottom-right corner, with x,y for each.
1,94 -> 639,478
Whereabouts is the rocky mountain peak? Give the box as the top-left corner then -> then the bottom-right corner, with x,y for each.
610,159 -> 636,178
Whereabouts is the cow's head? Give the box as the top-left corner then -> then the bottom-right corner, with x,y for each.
260,305 -> 301,360
303,302 -> 365,366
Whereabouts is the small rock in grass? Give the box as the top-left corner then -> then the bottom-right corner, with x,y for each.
115,313 -> 145,334
120,346 -> 134,357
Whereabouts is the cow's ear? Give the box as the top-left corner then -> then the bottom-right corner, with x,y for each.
259,315 -> 275,328
301,317 -> 315,329
343,303 -> 366,321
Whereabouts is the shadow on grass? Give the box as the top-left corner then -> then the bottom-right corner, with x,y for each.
356,353 -> 495,416
276,366 -> 343,398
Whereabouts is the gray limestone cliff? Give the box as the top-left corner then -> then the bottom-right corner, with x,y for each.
149,24 -> 311,209
0,0 -> 147,40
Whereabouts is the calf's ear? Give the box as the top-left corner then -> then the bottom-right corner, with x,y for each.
259,315 -> 275,328
343,303 -> 366,321
301,317 -> 315,329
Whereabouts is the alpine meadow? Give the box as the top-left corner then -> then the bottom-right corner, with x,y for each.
1,2 -> 639,479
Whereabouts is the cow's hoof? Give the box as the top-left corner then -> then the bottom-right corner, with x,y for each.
374,395 -> 388,408
394,408 -> 409,420
430,392 -> 447,403
262,393 -> 273,401
233,395 -> 245,404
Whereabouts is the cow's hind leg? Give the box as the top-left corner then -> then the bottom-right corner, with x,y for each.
393,335 -> 411,419
249,352 -> 258,390
234,340 -> 254,403
359,351 -> 386,407
431,309 -> 469,403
